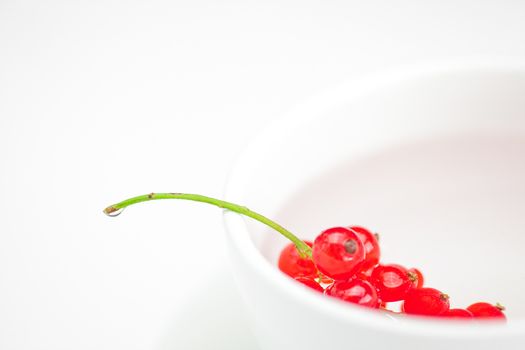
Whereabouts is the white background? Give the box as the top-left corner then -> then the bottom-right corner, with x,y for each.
1,1 -> 525,349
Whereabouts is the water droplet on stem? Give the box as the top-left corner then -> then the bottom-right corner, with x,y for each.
104,207 -> 125,217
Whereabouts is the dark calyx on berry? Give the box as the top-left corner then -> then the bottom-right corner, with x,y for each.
344,239 -> 357,254
407,267 -> 424,289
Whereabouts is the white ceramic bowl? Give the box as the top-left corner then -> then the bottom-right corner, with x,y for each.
223,61 -> 525,350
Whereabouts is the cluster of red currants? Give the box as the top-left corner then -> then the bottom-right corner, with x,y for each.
278,226 -> 506,321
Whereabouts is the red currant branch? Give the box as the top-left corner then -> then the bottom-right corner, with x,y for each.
103,192 -> 312,258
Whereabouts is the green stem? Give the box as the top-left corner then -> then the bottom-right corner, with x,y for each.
103,193 -> 312,258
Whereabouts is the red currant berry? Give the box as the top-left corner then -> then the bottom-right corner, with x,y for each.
443,308 -> 474,318
294,276 -> 324,292
278,241 -> 317,278
348,226 -> 380,271
325,278 -> 379,308
312,227 -> 365,280
402,287 -> 450,316
408,267 -> 424,289
370,264 -> 413,302
467,302 -> 506,321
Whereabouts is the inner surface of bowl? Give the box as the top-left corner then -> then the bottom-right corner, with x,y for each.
268,131 -> 525,319
225,63 -> 525,331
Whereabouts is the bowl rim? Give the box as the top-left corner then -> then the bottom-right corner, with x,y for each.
223,58 -> 525,338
